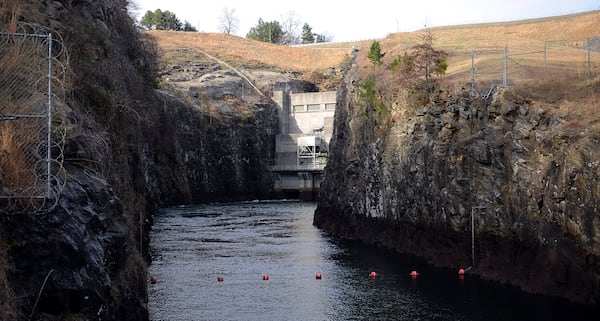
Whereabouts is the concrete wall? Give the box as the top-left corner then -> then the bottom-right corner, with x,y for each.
272,90 -> 336,200
290,91 -> 336,107
273,90 -> 336,140
290,91 -> 336,139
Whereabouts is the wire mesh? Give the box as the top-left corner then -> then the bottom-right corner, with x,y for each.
0,23 -> 66,214
470,37 -> 599,98
469,49 -> 505,98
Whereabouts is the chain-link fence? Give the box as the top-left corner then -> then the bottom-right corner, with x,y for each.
467,37 -> 599,98
0,23 -> 67,214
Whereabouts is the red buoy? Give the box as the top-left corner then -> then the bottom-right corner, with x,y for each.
369,271 -> 377,278
315,273 -> 322,280
458,268 -> 465,275
217,276 -> 224,282
262,274 -> 269,280
410,271 -> 419,277
150,276 -> 157,284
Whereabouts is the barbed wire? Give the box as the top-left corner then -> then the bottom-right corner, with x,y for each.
0,22 -> 67,214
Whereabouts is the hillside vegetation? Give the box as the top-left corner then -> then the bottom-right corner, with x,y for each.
149,31 -> 350,72
152,10 -> 599,128
151,10 -> 599,76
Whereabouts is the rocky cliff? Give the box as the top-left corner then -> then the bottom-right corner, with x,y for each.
315,52 -> 600,305
0,1 -> 277,320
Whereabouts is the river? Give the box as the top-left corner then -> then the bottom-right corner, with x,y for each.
148,200 -> 597,321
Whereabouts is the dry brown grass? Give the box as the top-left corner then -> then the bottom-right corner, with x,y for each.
386,10 -> 600,49
0,15 -> 45,196
151,11 -> 599,79
518,73 -> 600,129
378,11 -> 600,84
149,31 -> 350,72
0,0 -> 45,32
152,11 -> 599,124
0,123 -> 37,192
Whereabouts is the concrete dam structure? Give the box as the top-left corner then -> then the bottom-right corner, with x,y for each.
271,90 -> 336,200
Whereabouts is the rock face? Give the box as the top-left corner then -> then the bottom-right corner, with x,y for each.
142,91 -> 277,205
315,57 -> 600,305
0,0 -> 278,320
5,170 -> 137,320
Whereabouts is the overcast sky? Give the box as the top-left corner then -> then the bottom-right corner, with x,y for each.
130,0 -> 599,41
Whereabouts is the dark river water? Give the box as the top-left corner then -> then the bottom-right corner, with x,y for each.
148,200 -> 597,321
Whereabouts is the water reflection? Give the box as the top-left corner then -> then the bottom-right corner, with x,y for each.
148,201 -> 598,321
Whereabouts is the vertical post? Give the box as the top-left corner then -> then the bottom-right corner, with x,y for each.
471,51 -> 475,93
544,41 -> 547,73
588,37 -> 592,76
46,33 -> 53,198
503,46 -> 507,86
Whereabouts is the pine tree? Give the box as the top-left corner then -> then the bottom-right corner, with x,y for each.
367,41 -> 385,66
301,23 -> 314,44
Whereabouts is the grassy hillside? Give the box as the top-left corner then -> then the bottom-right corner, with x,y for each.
149,31 -> 350,72
151,10 -> 599,126
151,10 -> 599,75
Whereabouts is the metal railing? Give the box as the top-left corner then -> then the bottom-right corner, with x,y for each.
269,164 -> 326,172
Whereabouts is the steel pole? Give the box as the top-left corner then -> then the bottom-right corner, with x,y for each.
544,41 -> 547,73
503,46 -> 507,86
46,33 -> 52,198
471,51 -> 475,93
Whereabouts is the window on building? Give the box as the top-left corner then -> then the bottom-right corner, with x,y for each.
293,105 -> 305,112
307,104 -> 321,112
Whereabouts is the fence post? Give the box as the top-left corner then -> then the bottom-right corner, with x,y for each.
0,26 -> 66,213
503,46 -> 507,86
46,33 -> 53,198
471,50 -> 475,93
544,41 -> 547,74
588,37 -> 592,76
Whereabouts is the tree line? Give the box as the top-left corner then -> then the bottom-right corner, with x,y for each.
140,8 -> 332,44
140,9 -> 197,31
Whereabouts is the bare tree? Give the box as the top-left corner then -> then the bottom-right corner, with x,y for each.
280,10 -> 302,45
218,6 -> 239,35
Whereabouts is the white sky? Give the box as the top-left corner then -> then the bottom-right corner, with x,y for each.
130,0 -> 599,42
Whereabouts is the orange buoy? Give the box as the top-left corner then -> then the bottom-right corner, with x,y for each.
410,270 -> 419,277
217,276 -> 224,282
458,268 -> 465,275
262,274 -> 269,281
315,273 -> 322,280
150,276 -> 157,284
369,271 -> 377,278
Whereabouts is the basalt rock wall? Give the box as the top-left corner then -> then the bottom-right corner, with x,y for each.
315,59 -> 600,305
